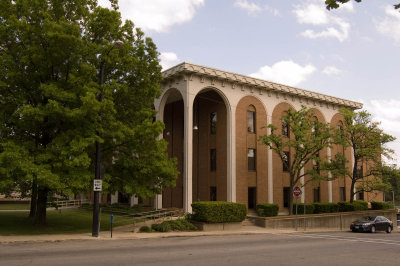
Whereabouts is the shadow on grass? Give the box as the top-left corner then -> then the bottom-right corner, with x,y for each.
0,209 -> 132,236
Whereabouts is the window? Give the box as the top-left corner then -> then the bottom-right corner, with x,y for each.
247,110 -> 255,133
248,149 -> 256,171
283,187 -> 290,208
210,187 -> 217,201
282,119 -> 289,137
248,187 -> 256,209
357,190 -> 364,201
355,165 -> 363,178
340,187 -> 346,201
282,151 -> 290,172
210,149 -> 216,171
313,153 -> 320,175
313,187 -> 320,202
210,112 -> 217,134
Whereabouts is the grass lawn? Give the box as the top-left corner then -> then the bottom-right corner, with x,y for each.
0,203 -> 30,210
0,208 -> 133,236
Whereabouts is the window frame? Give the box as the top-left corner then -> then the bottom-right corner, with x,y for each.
248,148 -> 256,171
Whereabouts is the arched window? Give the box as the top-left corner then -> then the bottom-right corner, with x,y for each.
247,105 -> 256,133
282,119 -> 289,137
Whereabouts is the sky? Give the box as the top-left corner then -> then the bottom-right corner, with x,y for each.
99,0 -> 400,164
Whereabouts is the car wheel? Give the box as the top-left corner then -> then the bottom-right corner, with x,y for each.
370,225 -> 376,233
386,226 -> 392,233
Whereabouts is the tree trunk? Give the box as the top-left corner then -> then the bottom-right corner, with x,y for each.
29,176 -> 38,217
349,180 -> 355,203
289,178 -> 295,215
34,187 -> 49,226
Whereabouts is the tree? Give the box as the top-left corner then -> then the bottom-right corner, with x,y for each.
325,0 -> 400,10
381,164 -> 400,202
0,0 -> 178,225
261,106 -> 341,215
336,108 -> 395,202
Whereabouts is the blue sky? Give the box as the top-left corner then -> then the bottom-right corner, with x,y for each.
99,0 -> 400,164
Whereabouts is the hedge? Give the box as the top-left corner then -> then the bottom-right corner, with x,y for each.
191,201 -> 247,223
353,200 -> 368,211
312,202 -> 339,214
293,203 -> 315,214
257,203 -> 279,217
151,219 -> 198,232
337,201 -> 354,212
371,201 -> 392,210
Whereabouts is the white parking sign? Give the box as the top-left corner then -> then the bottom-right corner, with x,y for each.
93,180 -> 102,191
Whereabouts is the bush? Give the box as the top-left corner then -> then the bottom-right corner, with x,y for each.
338,201 -> 354,212
293,203 -> 314,214
370,201 -> 392,210
353,200 -> 368,211
191,201 -> 247,223
151,222 -> 171,232
257,203 -> 279,217
312,202 -> 339,214
139,226 -> 151,233
151,219 -> 197,232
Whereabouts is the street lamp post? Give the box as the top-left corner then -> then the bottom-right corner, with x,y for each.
92,41 -> 122,237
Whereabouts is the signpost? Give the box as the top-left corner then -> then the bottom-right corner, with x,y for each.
93,180 -> 102,192
110,214 -> 114,238
293,186 -> 302,231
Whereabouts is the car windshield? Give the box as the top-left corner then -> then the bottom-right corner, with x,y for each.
364,216 -> 376,221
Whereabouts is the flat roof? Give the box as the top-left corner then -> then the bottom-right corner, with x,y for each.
162,62 -> 362,109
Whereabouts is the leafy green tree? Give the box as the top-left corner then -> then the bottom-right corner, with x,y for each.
261,106 -> 341,215
325,0 -> 400,10
0,0 -> 178,225
381,164 -> 400,202
336,109 -> 395,202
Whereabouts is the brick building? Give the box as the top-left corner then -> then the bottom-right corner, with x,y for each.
153,62 -> 382,213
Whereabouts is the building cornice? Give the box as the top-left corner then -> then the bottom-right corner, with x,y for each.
162,62 -> 363,110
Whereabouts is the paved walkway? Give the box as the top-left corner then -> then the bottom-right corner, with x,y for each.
0,221 -> 345,244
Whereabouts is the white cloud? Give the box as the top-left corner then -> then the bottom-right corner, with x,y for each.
322,66 -> 342,75
293,0 -> 351,42
375,5 -> 400,43
159,52 -> 180,70
234,0 -> 262,15
362,99 -> 400,164
98,0 -> 204,33
250,60 -> 316,87
234,0 -> 280,16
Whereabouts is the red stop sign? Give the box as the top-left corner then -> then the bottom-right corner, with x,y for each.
293,186 -> 302,197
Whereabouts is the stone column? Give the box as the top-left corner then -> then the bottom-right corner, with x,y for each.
267,115 -> 274,204
183,91 -> 194,213
227,104 -> 236,202
300,168 -> 305,203
154,194 -> 162,210
130,195 -> 138,207
327,146 -> 333,202
110,191 -> 118,204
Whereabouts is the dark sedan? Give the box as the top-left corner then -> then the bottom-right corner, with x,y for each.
350,216 -> 393,233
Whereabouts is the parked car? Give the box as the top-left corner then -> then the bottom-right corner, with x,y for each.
350,216 -> 393,233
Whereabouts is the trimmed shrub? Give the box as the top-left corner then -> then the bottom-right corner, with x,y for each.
139,226 -> 151,233
191,201 -> 247,223
257,203 -> 279,217
371,201 -> 392,210
151,220 -> 198,232
293,203 -> 314,214
151,222 -> 171,232
338,201 -> 354,212
353,200 -> 368,211
312,202 -> 339,214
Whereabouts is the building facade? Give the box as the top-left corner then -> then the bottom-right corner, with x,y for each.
155,62 -> 383,213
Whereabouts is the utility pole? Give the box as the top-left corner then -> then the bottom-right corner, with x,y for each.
92,41 -> 122,237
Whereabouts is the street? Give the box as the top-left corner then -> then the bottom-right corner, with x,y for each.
1,231 -> 399,265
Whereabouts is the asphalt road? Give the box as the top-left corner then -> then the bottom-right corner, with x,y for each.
1,231 -> 400,266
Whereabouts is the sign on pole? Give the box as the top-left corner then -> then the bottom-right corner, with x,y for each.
293,186 -> 302,198
93,179 -> 102,192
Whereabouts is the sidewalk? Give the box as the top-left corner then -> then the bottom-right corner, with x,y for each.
0,223 -> 304,244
